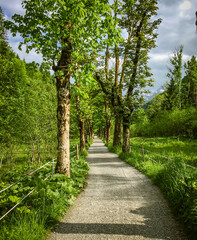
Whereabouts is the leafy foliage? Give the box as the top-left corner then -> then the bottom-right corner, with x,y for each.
0,154 -> 89,240
131,107 -> 197,138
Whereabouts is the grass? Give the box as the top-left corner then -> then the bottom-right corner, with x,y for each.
0,139 -> 80,188
130,136 -> 197,167
106,136 -> 197,240
0,138 -> 90,240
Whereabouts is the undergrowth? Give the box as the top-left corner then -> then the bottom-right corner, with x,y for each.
0,154 -> 89,240
107,137 -> 197,240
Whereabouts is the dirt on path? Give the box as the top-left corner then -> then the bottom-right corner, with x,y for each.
47,136 -> 188,240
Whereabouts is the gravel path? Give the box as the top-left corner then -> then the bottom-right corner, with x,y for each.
47,136 -> 188,240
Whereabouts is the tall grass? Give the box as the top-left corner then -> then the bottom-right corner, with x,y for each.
0,152 -> 89,240
107,137 -> 197,240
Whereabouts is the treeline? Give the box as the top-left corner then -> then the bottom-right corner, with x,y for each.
0,7 -> 57,166
0,5 -> 105,168
3,0 -> 196,177
131,46 -> 197,138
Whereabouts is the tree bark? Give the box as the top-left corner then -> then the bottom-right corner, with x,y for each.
79,120 -> 86,152
122,114 -> 130,153
88,122 -> 94,141
55,75 -> 71,177
106,119 -> 111,143
90,124 -> 94,140
85,126 -> 88,144
76,95 -> 86,152
113,116 -> 121,146
54,26 -> 72,177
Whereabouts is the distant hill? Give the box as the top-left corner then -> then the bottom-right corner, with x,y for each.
142,86 -> 165,110
144,86 -> 165,103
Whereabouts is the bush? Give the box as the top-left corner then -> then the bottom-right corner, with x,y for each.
132,107 -> 197,138
0,156 -> 89,240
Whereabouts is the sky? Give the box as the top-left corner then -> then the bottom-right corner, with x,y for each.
0,0 -> 197,91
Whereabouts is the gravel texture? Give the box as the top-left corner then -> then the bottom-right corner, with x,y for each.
47,136 -> 188,240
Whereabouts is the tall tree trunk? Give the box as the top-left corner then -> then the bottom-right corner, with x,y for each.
76,95 -> 86,152
122,114 -> 130,153
53,23 -> 72,177
104,127 -> 107,141
179,81 -> 182,110
90,124 -> 94,140
106,119 -> 111,143
88,121 -> 94,141
113,116 -> 121,146
105,103 -> 111,142
79,120 -> 86,152
85,126 -> 88,144
55,74 -> 71,177
98,128 -> 101,137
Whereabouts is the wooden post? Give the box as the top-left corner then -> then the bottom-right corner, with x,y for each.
142,147 -> 144,161
76,144 -> 79,160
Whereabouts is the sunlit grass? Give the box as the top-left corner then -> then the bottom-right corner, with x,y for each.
107,136 -> 197,239
130,136 -> 197,167
0,152 -> 89,240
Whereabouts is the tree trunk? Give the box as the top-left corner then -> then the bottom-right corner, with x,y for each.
55,75 -> 70,177
194,85 -> 197,109
90,125 -> 94,140
31,142 -> 35,164
80,120 -> 86,152
179,81 -> 182,110
122,115 -> 130,153
88,122 -> 94,141
104,127 -> 106,140
106,120 -> 111,143
113,116 -> 121,146
85,126 -> 88,144
53,23 -> 72,177
76,95 -> 86,152
98,128 -> 101,137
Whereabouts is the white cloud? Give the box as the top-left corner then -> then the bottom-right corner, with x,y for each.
149,53 -> 173,62
150,52 -> 190,63
10,41 -> 43,64
179,1 -> 192,11
0,0 -> 24,15
179,1 -> 192,17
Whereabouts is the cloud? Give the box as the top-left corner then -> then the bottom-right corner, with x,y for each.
179,1 -> 192,17
149,53 -> 173,62
1,0 -> 197,92
0,0 -> 24,15
10,41 -> 43,64
179,1 -> 192,11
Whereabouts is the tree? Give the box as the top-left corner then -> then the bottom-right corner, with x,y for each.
6,0 -> 117,176
0,6 -> 9,56
96,0 -> 161,152
146,93 -> 165,119
183,56 -> 197,109
73,63 -> 97,152
119,0 -> 161,152
164,46 -> 183,111
95,0 -> 122,146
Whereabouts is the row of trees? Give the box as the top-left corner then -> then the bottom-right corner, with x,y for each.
131,47 -> 197,138
0,6 -> 57,167
146,47 -> 197,120
4,0 -> 161,176
163,46 -> 197,112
